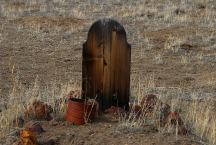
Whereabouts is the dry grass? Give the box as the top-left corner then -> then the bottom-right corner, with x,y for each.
0,76 -> 80,140
0,73 -> 216,144
119,75 -> 216,145
14,16 -> 86,33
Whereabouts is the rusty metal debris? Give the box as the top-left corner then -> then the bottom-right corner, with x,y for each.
105,106 -> 125,118
25,100 -> 53,121
163,111 -> 187,135
140,94 -> 158,111
20,130 -> 38,145
65,97 -> 99,125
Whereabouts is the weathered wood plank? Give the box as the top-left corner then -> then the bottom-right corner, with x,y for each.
82,19 -> 131,111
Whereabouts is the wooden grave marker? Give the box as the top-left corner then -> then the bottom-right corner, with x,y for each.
82,19 -> 131,111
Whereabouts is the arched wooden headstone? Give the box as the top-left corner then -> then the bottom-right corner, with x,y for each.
82,19 -> 131,111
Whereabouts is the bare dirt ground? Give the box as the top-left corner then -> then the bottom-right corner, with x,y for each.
0,0 -> 216,145
2,116 -> 203,145
33,116 -> 202,145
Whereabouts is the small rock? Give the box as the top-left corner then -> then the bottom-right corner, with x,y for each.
25,122 -> 45,134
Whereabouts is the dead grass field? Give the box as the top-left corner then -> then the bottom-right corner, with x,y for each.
0,0 -> 216,145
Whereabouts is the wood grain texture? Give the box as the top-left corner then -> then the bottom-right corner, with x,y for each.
82,19 -> 131,111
